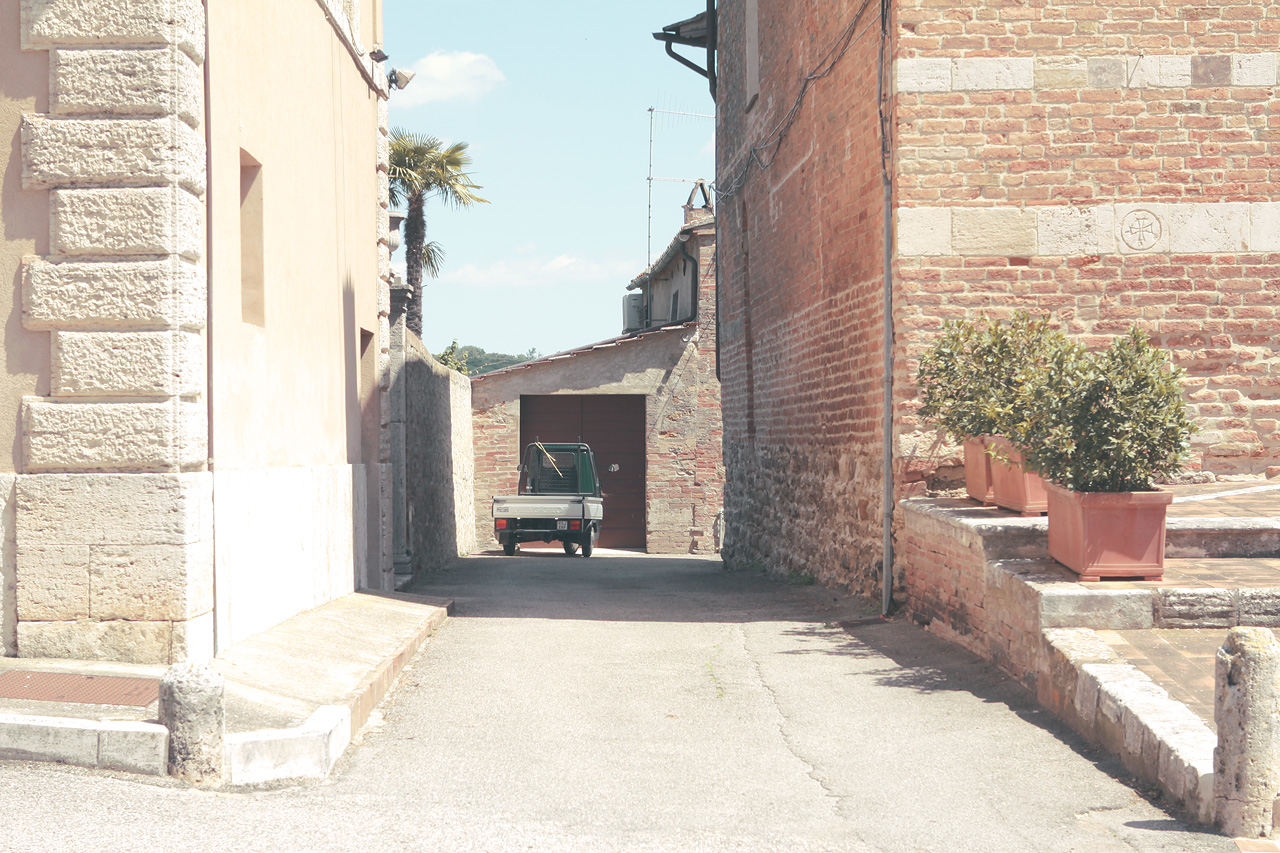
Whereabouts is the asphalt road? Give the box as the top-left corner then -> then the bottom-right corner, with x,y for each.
0,549 -> 1234,852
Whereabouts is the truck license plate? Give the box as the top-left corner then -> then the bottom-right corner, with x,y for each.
557,521 -> 568,530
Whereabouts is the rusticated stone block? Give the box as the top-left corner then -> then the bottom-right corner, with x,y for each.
52,330 -> 204,398
90,540 -> 212,621
50,187 -> 203,259
15,472 -> 212,547
1238,589 -> 1280,628
52,47 -> 202,126
376,129 -> 388,172
23,399 -> 207,472
170,610 -> 213,662
22,116 -> 204,194
17,618 -> 173,664
21,0 -> 206,62
23,257 -> 205,331
15,544 -> 89,620
1154,588 -> 1236,628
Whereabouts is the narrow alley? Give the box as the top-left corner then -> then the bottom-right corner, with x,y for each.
4,550 -> 1230,851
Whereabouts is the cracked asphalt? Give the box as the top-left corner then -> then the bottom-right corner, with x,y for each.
0,550 -> 1235,851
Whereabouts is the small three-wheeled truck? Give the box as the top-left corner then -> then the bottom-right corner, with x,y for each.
492,442 -> 604,556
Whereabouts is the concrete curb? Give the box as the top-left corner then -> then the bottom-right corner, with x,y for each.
0,714 -> 167,775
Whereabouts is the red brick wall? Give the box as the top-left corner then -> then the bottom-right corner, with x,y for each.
893,0 -> 1280,476
716,0 -> 1280,596
716,0 -> 890,596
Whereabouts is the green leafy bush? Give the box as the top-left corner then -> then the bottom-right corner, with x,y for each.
1010,328 -> 1193,493
915,312 -> 1068,441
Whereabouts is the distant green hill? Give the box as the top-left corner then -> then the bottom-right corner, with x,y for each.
435,342 -> 542,376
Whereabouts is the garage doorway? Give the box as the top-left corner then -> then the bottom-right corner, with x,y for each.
520,395 -> 645,549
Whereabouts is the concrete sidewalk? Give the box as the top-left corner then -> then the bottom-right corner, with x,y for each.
0,590 -> 450,785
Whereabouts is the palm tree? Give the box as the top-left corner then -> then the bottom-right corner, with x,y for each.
388,129 -> 488,337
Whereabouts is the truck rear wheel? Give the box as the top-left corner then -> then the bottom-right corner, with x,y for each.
562,540 -> 579,555
580,528 -> 594,558
503,538 -> 516,556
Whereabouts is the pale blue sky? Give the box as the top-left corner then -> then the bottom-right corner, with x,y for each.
381,1 -> 716,357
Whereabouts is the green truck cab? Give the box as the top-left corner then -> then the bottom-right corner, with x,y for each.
492,442 -> 604,556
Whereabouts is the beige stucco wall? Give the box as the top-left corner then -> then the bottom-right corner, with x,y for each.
207,0 -> 383,647
0,0 -> 50,654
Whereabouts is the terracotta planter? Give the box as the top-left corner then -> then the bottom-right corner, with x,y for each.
963,437 -> 995,506
987,436 -> 1048,515
1045,482 -> 1172,582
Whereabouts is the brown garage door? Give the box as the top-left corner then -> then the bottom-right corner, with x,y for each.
520,395 -> 645,549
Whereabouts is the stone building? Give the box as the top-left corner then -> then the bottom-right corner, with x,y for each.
470,195 -> 722,554
710,0 -> 1280,597
0,0 -> 395,663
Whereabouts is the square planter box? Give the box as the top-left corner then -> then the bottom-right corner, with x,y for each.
963,437 -> 995,506
988,436 -> 1047,515
1045,481 -> 1172,581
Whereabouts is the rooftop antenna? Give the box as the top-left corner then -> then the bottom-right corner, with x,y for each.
647,106 -> 714,269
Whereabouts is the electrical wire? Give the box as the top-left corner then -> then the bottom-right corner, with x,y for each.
714,0 -> 883,201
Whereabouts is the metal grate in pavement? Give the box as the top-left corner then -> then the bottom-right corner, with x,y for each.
0,670 -> 159,707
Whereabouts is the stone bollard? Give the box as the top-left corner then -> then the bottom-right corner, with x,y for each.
1214,627 -> 1280,837
159,662 -> 225,785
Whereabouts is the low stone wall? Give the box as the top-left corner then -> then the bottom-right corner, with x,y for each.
898,498 -> 1236,823
402,335 -> 474,574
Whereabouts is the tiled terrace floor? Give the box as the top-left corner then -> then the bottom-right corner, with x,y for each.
1078,479 -> 1280,731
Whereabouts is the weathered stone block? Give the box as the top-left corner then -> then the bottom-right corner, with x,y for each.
1087,57 -> 1125,89
21,0 -> 206,62
951,208 -> 1036,256
159,662 -> 224,784
1191,55 -> 1231,87
22,115 -> 204,194
896,207 -> 951,256
1214,627 -> 1280,837
23,257 -> 206,331
377,170 -> 389,209
52,47 -> 202,127
90,540 -> 212,621
1250,202 -> 1280,252
1169,203 -> 1249,254
1233,53 -> 1278,87
952,58 -> 1034,91
895,58 -> 951,92
1039,588 -> 1154,629
16,472 -> 212,546
1038,205 -> 1107,256
1154,588 -> 1236,628
1034,56 -> 1087,89
15,544 -> 89,620
51,187 -> 203,259
1126,55 -> 1191,88
52,330 -> 204,398
23,399 -> 207,472
1237,589 -> 1280,627
376,129 -> 389,172
17,618 -> 173,664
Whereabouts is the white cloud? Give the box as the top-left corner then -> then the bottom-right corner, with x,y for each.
435,253 -> 642,289
393,51 -> 505,106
